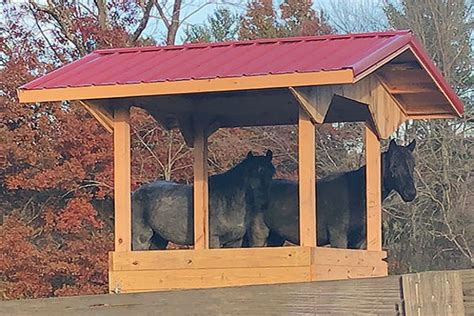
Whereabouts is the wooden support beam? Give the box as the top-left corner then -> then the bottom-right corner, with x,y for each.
193,122 -> 209,249
113,106 -> 132,252
178,115 -> 195,148
205,119 -> 220,138
368,77 -> 407,139
146,108 -> 178,130
18,69 -> 354,103
298,108 -> 316,247
110,247 -> 312,271
178,116 -> 220,148
80,100 -> 113,132
365,125 -> 382,251
289,87 -> 331,123
313,75 -> 407,139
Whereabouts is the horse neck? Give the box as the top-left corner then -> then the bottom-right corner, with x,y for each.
356,153 -> 393,202
209,163 -> 247,192
381,153 -> 393,200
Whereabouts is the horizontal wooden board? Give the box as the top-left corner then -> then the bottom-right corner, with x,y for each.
18,70 -> 353,103
110,247 -> 312,271
109,266 -> 312,293
312,247 -> 387,267
314,264 -> 388,281
1,274 -> 405,316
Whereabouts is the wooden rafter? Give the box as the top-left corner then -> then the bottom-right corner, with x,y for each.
384,82 -> 437,94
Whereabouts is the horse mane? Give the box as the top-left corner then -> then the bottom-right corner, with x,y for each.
209,158 -> 249,192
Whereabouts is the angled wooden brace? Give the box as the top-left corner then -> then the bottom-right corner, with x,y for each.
178,115 -> 220,148
80,100 -> 114,133
289,87 -> 332,124
307,76 -> 407,139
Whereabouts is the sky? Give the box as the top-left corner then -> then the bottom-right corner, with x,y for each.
143,0 -> 389,44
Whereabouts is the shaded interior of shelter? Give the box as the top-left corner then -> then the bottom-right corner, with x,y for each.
87,49 -> 457,134
375,49 -> 456,117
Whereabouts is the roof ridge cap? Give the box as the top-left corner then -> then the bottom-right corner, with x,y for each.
93,30 -> 414,54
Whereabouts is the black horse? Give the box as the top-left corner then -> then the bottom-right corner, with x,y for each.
132,150 -> 275,250
247,139 -> 416,249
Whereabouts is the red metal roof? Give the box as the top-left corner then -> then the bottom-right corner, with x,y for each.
19,30 -> 463,115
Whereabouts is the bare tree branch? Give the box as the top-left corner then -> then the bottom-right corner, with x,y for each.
131,0 -> 155,44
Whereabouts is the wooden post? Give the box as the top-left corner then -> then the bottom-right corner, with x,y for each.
113,106 -> 131,252
298,108 -> 316,247
365,125 -> 382,251
193,123 -> 209,249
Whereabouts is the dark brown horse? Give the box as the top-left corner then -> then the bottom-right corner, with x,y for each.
132,150 -> 275,250
246,139 -> 416,249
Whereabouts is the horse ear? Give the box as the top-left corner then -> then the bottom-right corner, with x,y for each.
247,151 -> 254,158
407,139 -> 416,152
388,139 -> 398,152
265,149 -> 273,161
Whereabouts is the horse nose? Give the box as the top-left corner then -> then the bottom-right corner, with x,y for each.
405,188 -> 416,201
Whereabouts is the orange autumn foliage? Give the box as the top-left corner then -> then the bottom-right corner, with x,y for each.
1,1 -> 336,300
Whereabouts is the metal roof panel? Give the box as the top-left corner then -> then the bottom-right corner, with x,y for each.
19,30 -> 463,114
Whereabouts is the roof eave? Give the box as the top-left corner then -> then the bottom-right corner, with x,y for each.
352,35 -> 463,118
17,69 -> 354,103
407,39 -> 464,117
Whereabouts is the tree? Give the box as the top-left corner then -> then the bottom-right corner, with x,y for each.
240,0 -> 332,39
324,0 -> 388,33
279,0 -> 332,36
0,0 -> 205,299
183,7 -> 240,43
240,0 -> 279,39
382,0 -> 473,272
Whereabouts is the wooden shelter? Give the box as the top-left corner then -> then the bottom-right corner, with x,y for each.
18,30 -> 463,294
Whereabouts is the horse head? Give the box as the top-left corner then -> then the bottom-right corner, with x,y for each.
383,139 -> 417,202
240,150 -> 276,209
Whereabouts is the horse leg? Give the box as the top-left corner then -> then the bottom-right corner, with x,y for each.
266,230 -> 286,247
131,192 -> 153,251
149,233 -> 169,250
132,223 -> 153,250
247,212 -> 270,247
223,239 -> 243,248
328,225 -> 348,248
241,233 -> 250,247
209,234 -> 220,248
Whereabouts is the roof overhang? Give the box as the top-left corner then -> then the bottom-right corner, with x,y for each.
17,31 -> 464,134
17,69 -> 353,103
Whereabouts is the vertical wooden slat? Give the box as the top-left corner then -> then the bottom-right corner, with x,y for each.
365,125 -> 382,251
193,125 -> 209,249
114,106 -> 131,252
402,271 -> 465,316
298,108 -> 316,247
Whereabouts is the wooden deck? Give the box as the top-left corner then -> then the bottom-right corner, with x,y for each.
1,269 -> 472,315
